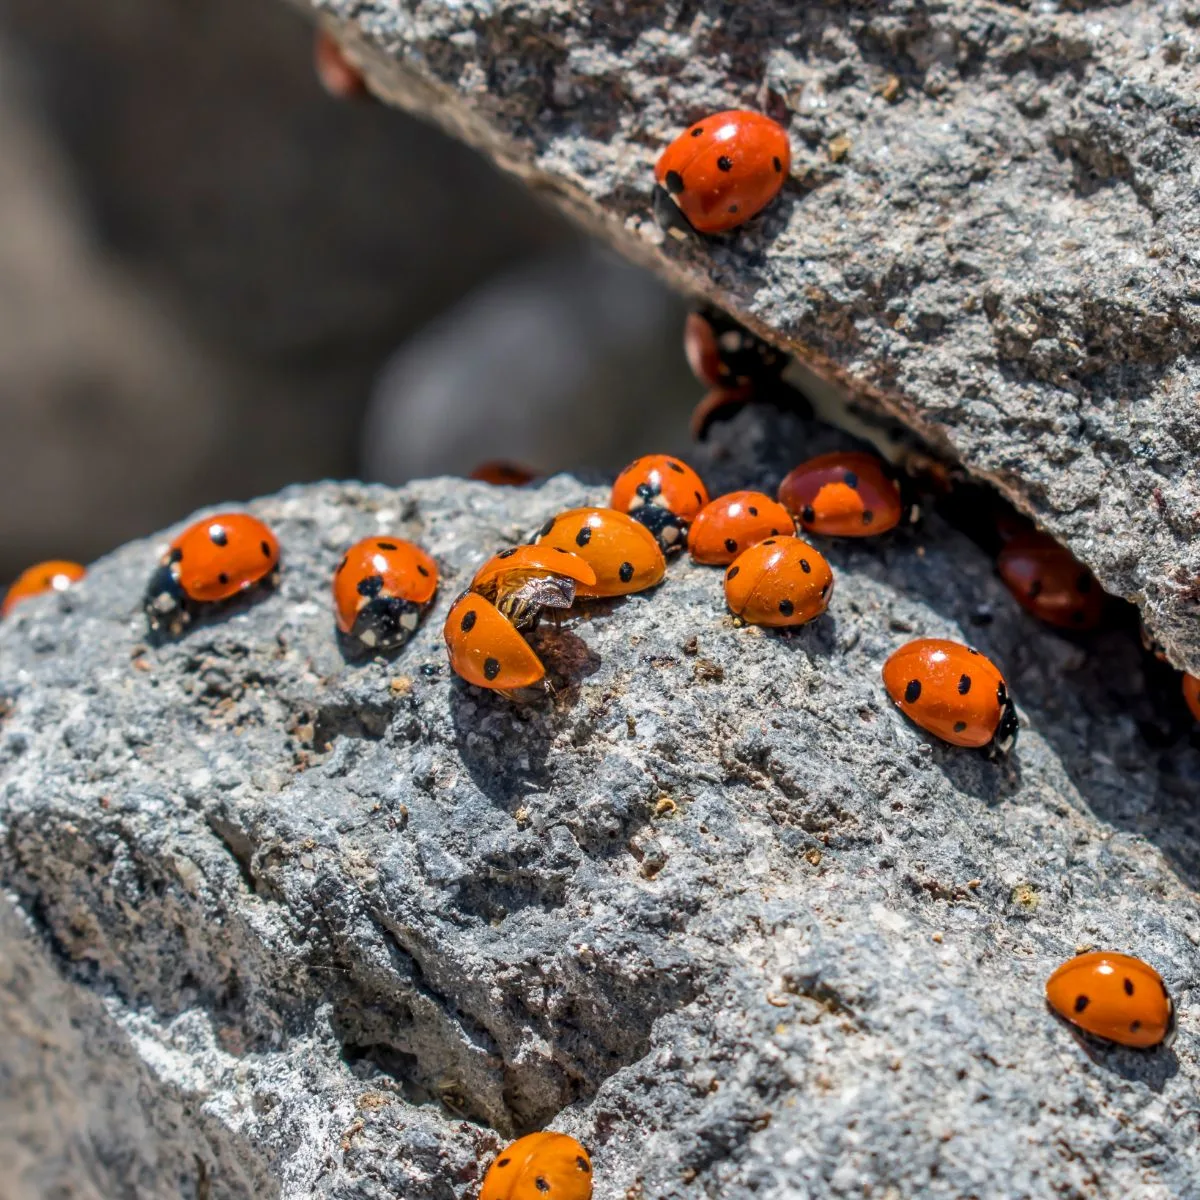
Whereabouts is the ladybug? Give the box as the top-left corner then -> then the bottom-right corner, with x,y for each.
144,512 -> 280,635
996,532 -> 1104,631
610,454 -> 709,553
1045,950 -> 1174,1049
534,508 -> 666,598
314,28 -> 370,100
778,451 -> 905,537
684,307 -> 787,391
333,536 -> 438,652
689,386 -> 754,442
469,461 -> 538,487
471,545 -> 597,628
689,491 -> 794,566
654,110 -> 791,236
2,560 -> 86,617
1184,673 -> 1200,722
480,1131 -> 593,1200
443,592 -> 546,693
724,536 -> 833,627
882,638 -> 1017,754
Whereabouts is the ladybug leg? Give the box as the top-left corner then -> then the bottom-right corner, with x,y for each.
653,186 -> 699,240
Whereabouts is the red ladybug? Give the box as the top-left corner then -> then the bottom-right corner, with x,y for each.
145,512 -> 280,635
723,536 -> 833,628
654,110 -> 791,236
689,386 -> 754,442
778,451 -> 905,538
333,537 -> 438,652
882,638 -> 1016,754
534,508 -> 666,598
1045,950 -> 1173,1049
1184,673 -> 1200,722
2,560 -> 86,617
997,532 -> 1104,631
689,491 -> 794,566
610,454 -> 709,553
443,592 -> 546,694
479,1131 -> 593,1200
469,461 -> 538,487
314,28 -> 370,100
684,308 -> 786,390
470,545 -> 596,627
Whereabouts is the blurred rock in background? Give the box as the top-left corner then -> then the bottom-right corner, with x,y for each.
0,0 -> 688,584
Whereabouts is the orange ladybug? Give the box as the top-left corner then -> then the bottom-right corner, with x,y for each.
471,545 -> 596,628
469,461 -> 538,487
534,508 -> 665,598
610,454 -> 709,553
314,28 -> 370,100
684,308 -> 786,390
997,532 -> 1104,630
689,491 -> 794,566
778,451 -> 904,538
145,512 -> 280,635
882,638 -> 1016,753
723,536 -> 833,627
1045,950 -> 1174,1049
689,386 -> 754,442
654,110 -> 791,236
333,536 -> 438,652
2,560 -> 86,617
443,592 -> 546,692
479,1131 -> 593,1200
1183,673 -> 1200,722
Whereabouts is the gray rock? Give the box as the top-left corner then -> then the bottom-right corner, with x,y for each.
2,409 -> 1198,1198
309,0 -> 1200,674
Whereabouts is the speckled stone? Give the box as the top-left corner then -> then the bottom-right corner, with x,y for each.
2,410 -> 1198,1198
306,0 -> 1200,676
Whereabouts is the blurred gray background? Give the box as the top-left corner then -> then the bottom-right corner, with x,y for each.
0,0 -> 695,584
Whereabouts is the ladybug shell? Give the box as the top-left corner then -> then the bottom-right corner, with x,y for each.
683,311 -> 785,390
655,110 -> 791,235
610,455 -> 709,553
1045,951 -> 1173,1049
469,461 -> 538,487
882,639 -> 1010,750
333,536 -> 438,647
778,452 -> 903,538
479,1131 -> 593,1200
2,560 -> 86,617
724,536 -> 833,627
689,491 -> 794,566
535,508 -> 665,598
314,28 -> 369,100
168,513 -> 280,603
1184,673 -> 1200,722
443,592 -> 544,691
997,532 -> 1104,631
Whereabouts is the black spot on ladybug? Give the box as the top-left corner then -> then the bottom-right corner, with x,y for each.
665,169 -> 685,195
904,679 -> 922,704
802,505 -> 815,523
1076,573 -> 1093,593
169,547 -> 183,564
727,566 -> 740,580
483,657 -> 501,681
260,540 -> 271,557
497,1158 -> 510,1168
336,555 -> 348,574
417,565 -> 430,577
773,155 -> 783,172
498,548 -> 517,559
716,155 -> 733,172
636,482 -> 656,501
1071,610 -> 1085,624
539,518 -> 555,537
800,559 -> 811,573
748,506 -> 758,516
1124,978 -> 1134,996
954,721 -> 967,733
728,205 -> 738,214
460,609 -> 477,633
218,572 -> 230,586
377,541 -> 398,551
725,538 -> 738,553
763,539 -> 776,546
535,1179 -> 550,1194
1029,580 -> 1043,598
691,126 -> 704,137
958,674 -> 972,695
1074,994 -> 1090,1013
357,574 -> 384,598
209,526 -> 228,547
619,561 -> 634,583
694,490 -> 703,505
844,471 -> 859,488
779,599 -> 794,616
576,527 -> 592,547
1130,1019 -> 1141,1032
862,510 -> 875,525
668,460 -> 685,473
577,1157 -> 590,1173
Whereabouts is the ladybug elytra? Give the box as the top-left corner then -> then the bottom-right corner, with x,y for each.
778,451 -> 904,538
1045,950 -> 1173,1049
479,1131 -> 593,1200
689,491 -> 794,566
2,560 -> 86,617
997,532 -> 1104,631
534,508 -> 665,598
724,536 -> 833,628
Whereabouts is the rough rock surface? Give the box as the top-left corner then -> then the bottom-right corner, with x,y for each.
309,0 -> 1200,675
2,409 -> 1199,1199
